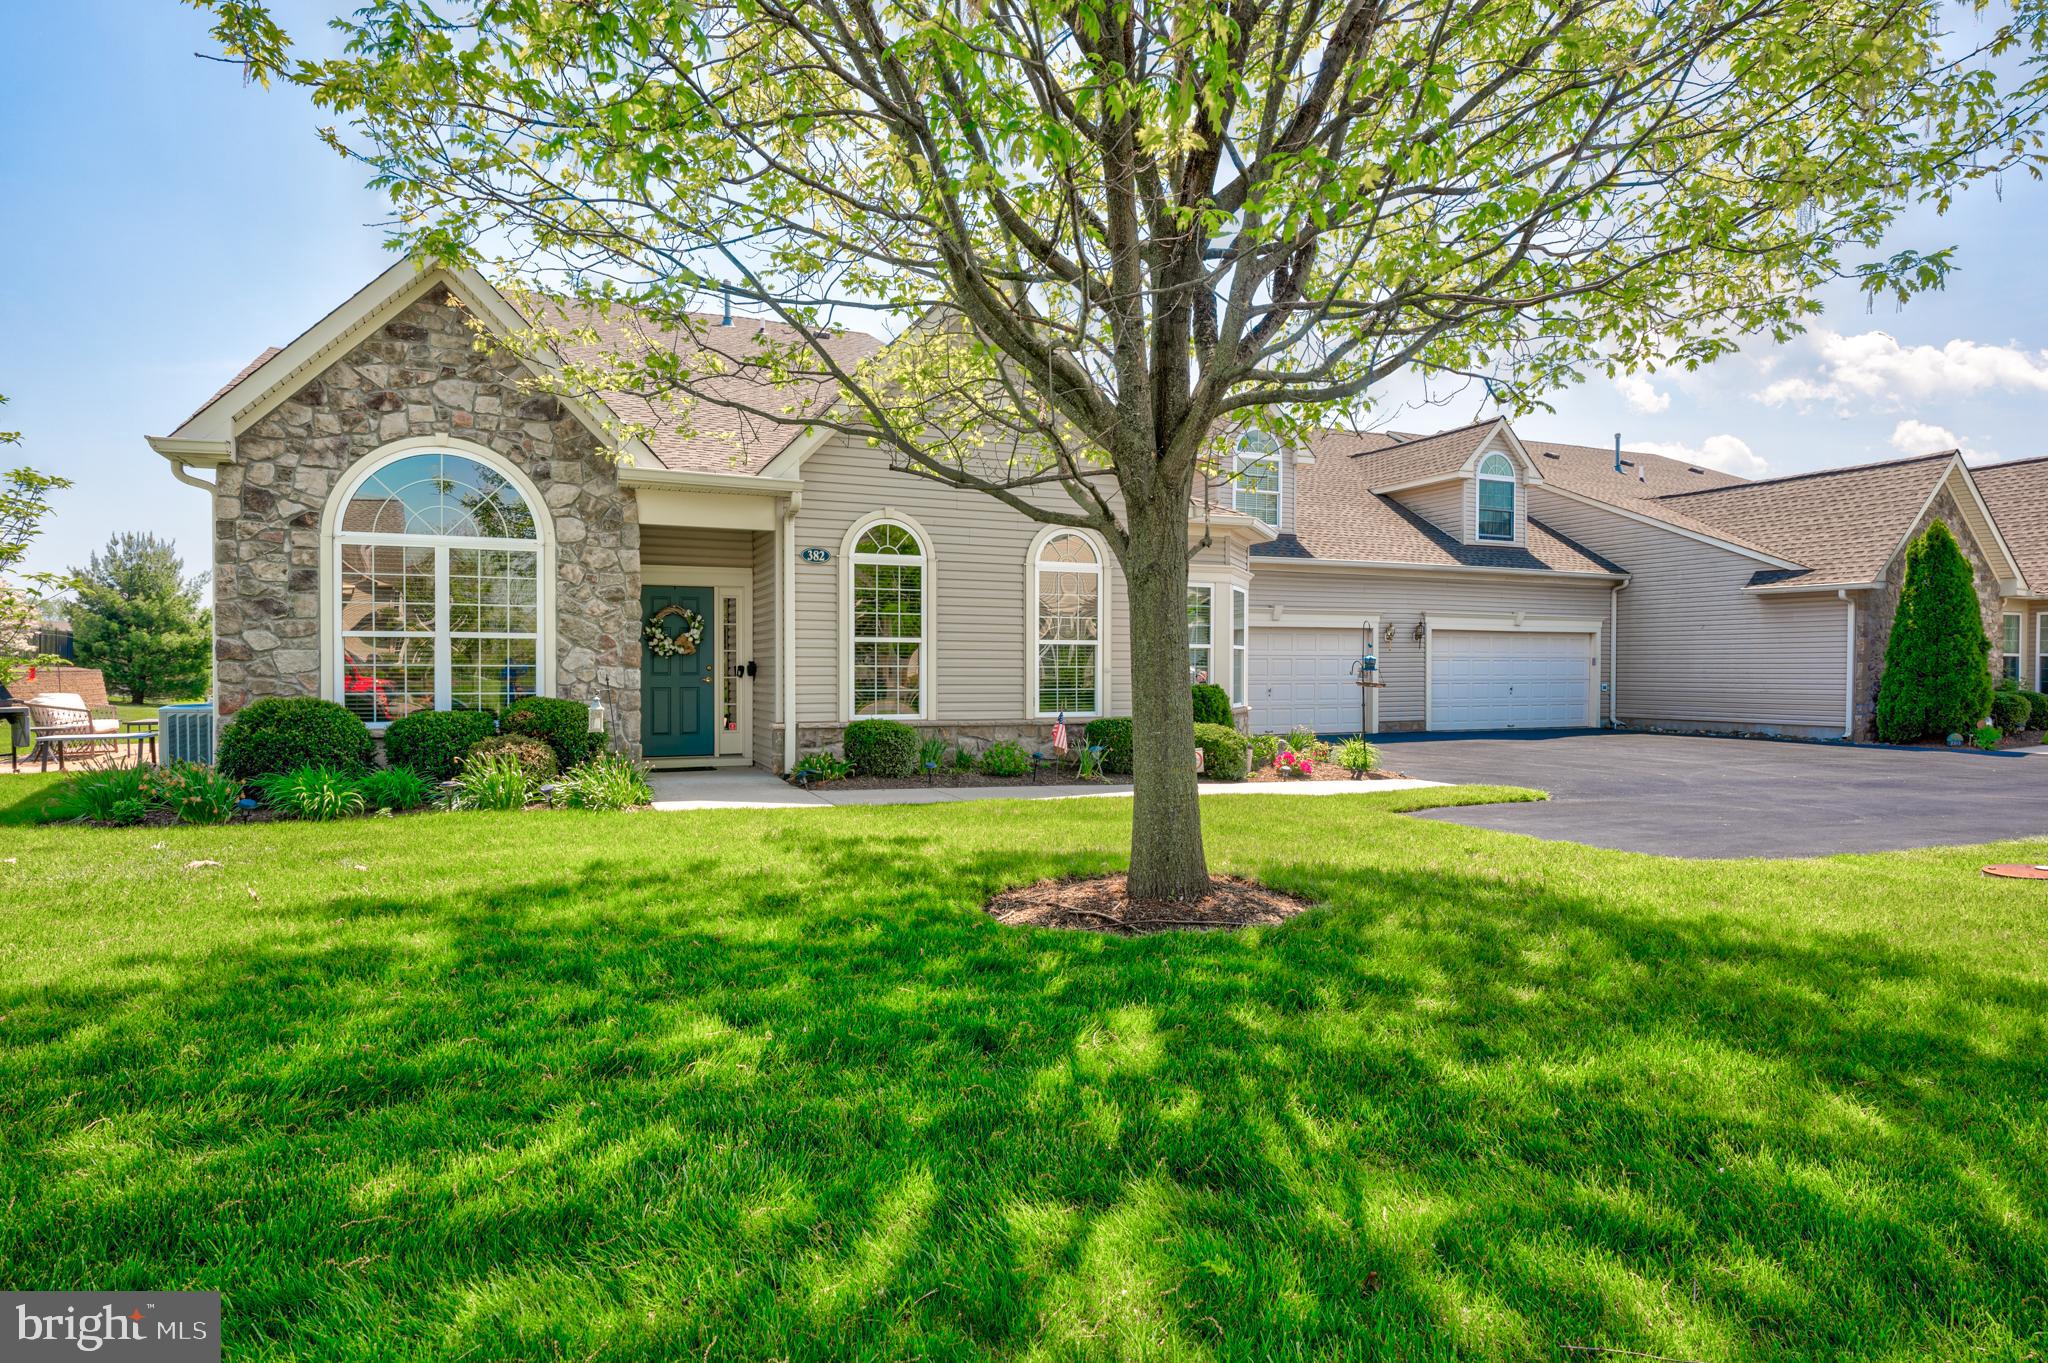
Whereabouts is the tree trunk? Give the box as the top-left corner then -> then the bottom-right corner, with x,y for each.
1120,494 -> 1210,901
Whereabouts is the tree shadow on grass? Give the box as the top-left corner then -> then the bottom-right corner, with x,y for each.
0,813 -> 2043,1361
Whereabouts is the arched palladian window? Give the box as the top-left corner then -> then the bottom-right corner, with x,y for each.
1033,531 -> 1104,716
849,519 -> 927,718
1476,451 -> 1516,541
330,446 -> 548,724
1233,429 -> 1282,527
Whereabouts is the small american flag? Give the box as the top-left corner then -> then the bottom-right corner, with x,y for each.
1051,713 -> 1069,752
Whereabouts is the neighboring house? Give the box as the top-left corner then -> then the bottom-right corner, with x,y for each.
150,261 -> 2046,767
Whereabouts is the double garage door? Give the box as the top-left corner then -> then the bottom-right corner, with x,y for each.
1429,628 -> 1595,730
1251,624 -> 1595,734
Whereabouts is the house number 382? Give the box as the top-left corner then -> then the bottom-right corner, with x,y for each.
799,547 -> 832,564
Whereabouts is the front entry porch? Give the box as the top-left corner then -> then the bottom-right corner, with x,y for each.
640,567 -> 755,769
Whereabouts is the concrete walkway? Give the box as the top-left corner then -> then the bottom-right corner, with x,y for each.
649,768 -> 1445,811
648,768 -> 831,810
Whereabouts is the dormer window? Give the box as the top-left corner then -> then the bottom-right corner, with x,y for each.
1476,452 -> 1516,541
1233,430 -> 1282,527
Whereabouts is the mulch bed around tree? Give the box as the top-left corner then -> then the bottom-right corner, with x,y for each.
986,873 -> 1318,935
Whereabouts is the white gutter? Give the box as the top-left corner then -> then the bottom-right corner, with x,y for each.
617,464 -> 804,497
1838,588 -> 1856,739
1746,579 -> 1881,595
148,436 -> 229,491
1255,555 -> 1627,582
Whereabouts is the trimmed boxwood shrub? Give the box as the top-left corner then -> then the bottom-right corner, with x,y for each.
1191,683 -> 1232,726
383,708 -> 497,782
1193,722 -> 1249,781
1991,689 -> 2032,734
1084,717 -> 1133,774
1875,521 -> 1993,744
217,697 -> 372,780
502,696 -> 606,769
842,718 -> 920,778
465,734 -> 559,782
2024,691 -> 2048,726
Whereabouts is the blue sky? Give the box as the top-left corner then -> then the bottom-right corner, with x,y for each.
6,1 -> 2048,586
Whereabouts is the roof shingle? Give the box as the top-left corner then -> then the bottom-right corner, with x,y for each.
1657,452 -> 1954,587
1259,426 -> 1625,576
1967,457 -> 2048,592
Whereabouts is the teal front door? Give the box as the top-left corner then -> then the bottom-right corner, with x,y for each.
642,585 -> 717,758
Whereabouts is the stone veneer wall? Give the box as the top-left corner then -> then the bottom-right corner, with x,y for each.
212,286 -> 644,750
1851,491 -> 2005,741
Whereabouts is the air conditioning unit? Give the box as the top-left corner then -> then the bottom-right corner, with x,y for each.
158,703 -> 216,766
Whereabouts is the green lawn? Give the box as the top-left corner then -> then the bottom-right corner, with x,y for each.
1,786 -> 2044,1361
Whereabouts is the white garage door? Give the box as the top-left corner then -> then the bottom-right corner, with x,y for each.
1250,627 -> 1371,735
1430,629 -> 1594,731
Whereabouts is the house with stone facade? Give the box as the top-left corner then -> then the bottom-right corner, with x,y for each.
150,259 -> 2047,767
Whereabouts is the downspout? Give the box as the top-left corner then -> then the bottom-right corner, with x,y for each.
1838,588 -> 1855,740
1608,579 -> 1625,727
780,490 -> 802,773
168,458 -> 217,492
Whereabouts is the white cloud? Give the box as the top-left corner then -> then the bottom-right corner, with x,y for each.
1757,330 -> 2048,408
1634,435 -> 1769,477
1614,373 -> 1670,414
1889,418 -> 2001,465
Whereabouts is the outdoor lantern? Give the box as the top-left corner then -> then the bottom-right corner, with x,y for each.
587,699 -> 606,733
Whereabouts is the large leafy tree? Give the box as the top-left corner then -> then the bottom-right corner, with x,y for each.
197,0 -> 2046,897
0,392 -> 72,691
1874,519 -> 1993,744
70,532 -> 213,705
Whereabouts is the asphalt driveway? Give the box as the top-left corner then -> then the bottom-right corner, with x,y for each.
1375,729 -> 2048,857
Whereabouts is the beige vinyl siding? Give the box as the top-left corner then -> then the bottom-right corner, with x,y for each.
1279,452 -> 1297,533
1530,488 -> 1848,730
1247,565 -> 1614,728
790,436 -> 1135,724
1394,483 -> 1464,538
752,529 -> 777,765
640,525 -> 753,568
1999,596 -> 2048,691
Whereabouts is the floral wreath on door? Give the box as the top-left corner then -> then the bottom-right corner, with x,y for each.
644,603 -> 705,657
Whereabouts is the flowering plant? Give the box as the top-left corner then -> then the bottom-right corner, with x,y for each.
1275,749 -> 1314,778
